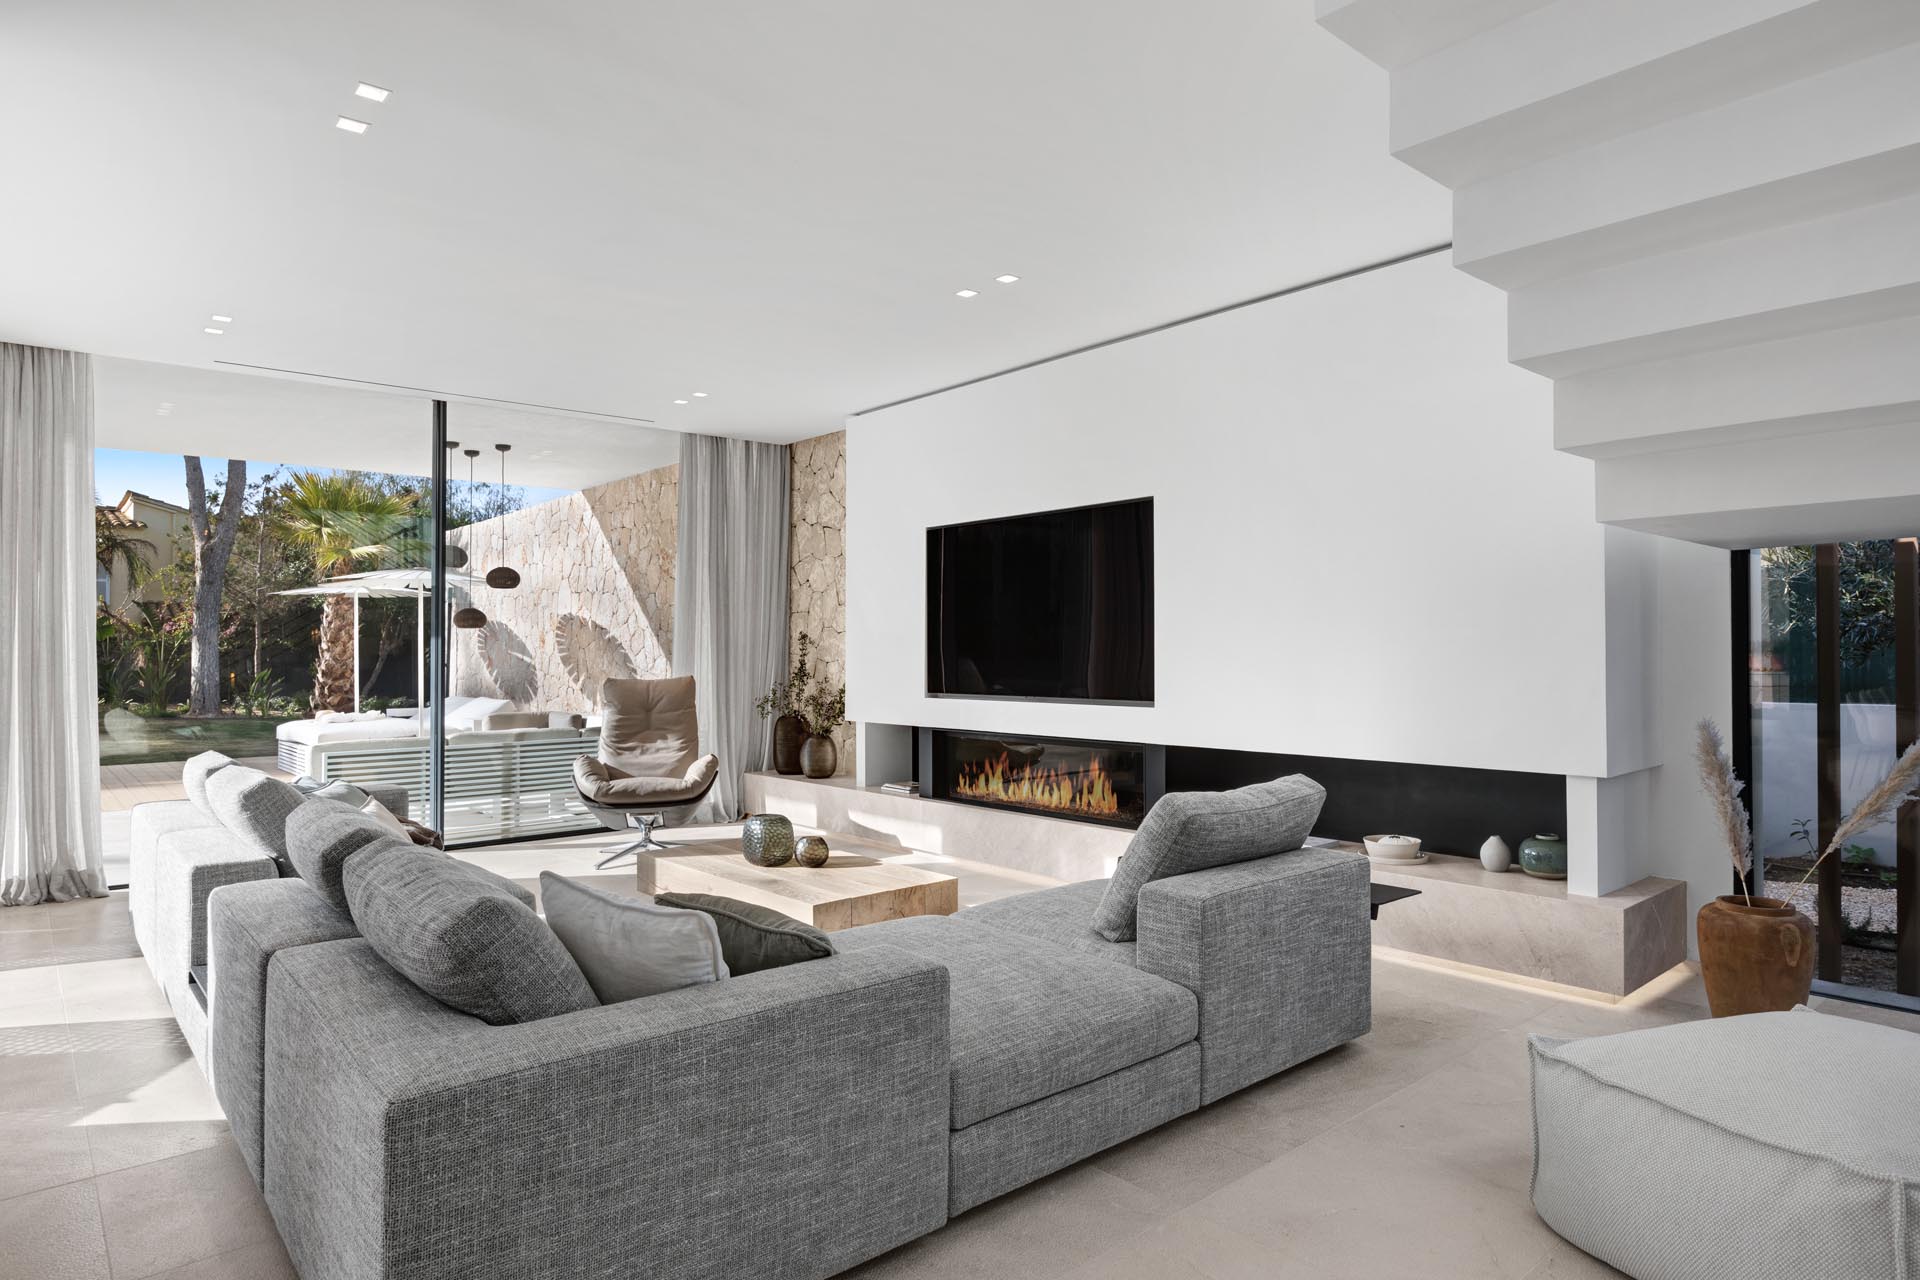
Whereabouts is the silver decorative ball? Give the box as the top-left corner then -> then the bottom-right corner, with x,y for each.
794,835 -> 829,868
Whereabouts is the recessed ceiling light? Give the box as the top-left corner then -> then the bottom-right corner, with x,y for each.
210,314 -> 232,324
335,116 -> 369,134
691,391 -> 708,398
995,275 -> 1020,284
674,399 -> 689,405
203,327 -> 225,335
955,289 -> 979,298
355,83 -> 391,103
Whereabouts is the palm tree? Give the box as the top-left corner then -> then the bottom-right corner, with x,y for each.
94,505 -> 152,612
277,473 -> 422,712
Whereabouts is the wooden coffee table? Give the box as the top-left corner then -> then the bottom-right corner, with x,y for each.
635,833 -> 960,932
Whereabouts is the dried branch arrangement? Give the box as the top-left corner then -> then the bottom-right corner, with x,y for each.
1796,738 -> 1920,889
1694,719 -> 1753,906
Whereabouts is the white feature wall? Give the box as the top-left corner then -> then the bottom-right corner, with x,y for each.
849,252 -> 1632,779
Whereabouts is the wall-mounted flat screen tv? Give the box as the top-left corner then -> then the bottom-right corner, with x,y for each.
926,497 -> 1153,704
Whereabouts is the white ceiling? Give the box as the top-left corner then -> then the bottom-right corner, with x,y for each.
93,357 -> 683,489
2,0 -> 1447,445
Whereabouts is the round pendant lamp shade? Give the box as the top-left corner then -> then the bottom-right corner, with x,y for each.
485,443 -> 521,590
456,448 -> 488,629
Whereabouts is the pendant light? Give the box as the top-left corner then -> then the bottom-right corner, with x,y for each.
442,440 -> 469,568
484,443 -> 521,589
453,448 -> 488,630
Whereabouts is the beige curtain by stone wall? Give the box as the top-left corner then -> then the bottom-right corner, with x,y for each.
673,434 -> 790,821
1,344 -> 107,905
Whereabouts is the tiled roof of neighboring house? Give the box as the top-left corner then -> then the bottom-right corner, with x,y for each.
97,505 -> 145,529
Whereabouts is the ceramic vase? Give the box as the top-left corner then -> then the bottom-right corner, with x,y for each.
1479,836 -> 1512,873
1518,833 -> 1567,880
740,813 -> 795,866
800,733 -> 838,779
1697,896 -> 1815,1017
772,714 -> 805,775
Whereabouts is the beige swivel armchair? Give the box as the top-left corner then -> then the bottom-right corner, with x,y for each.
572,676 -> 720,868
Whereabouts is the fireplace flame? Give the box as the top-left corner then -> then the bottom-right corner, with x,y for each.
954,751 -> 1120,818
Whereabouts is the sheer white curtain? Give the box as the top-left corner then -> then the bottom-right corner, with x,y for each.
673,433 -> 790,822
1,344 -> 106,905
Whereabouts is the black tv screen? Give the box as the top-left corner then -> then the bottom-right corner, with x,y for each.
927,497 -> 1153,703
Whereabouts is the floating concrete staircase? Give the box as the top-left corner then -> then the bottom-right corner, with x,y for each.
1318,0 -> 1920,546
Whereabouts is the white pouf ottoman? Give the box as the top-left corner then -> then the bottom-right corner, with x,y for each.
1530,1008 -> 1918,1280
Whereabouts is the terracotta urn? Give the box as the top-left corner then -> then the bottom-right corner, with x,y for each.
1696,895 -> 1815,1018
772,713 -> 805,775
800,733 -> 838,779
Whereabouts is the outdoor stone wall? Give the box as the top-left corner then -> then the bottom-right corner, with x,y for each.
790,431 -> 853,774
448,464 -> 677,715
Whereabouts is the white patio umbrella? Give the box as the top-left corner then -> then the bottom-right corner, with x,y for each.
275,568 -> 480,711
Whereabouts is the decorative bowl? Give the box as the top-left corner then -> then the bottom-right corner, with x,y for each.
1363,834 -> 1424,862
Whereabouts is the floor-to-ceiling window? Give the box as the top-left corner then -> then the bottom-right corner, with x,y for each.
1745,541 -> 1918,1004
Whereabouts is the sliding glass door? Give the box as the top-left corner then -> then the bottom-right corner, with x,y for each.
1744,542 -> 1918,1002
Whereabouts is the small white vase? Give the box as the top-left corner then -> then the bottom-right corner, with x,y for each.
1479,836 -> 1512,873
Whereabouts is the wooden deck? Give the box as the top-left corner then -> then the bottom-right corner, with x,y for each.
99,755 -> 285,811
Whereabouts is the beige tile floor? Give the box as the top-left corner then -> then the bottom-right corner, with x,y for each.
5,850 -> 1916,1280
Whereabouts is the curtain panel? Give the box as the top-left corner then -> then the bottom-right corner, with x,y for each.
672,434 -> 791,822
1,344 -> 106,905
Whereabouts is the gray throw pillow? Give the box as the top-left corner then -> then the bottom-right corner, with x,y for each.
344,845 -> 597,1025
655,892 -> 835,975
539,873 -> 729,1002
1092,775 -> 1328,942
182,751 -> 235,818
204,765 -> 306,862
287,799 -> 535,912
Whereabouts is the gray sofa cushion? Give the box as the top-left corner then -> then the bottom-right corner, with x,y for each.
204,765 -> 306,864
181,751 -> 234,818
343,845 -> 597,1025
836,915 -> 1197,1129
1531,1008 -> 1920,1280
539,873 -> 729,1002
288,798 -> 534,912
656,892 -> 834,975
1092,775 -> 1326,942
963,879 -> 1135,965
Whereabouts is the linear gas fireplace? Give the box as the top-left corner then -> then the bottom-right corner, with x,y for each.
919,728 -> 1165,829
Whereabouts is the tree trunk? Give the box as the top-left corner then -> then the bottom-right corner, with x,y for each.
185,456 -> 247,717
252,516 -> 266,680
313,594 -> 357,713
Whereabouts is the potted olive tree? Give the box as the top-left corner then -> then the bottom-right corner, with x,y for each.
797,680 -> 848,779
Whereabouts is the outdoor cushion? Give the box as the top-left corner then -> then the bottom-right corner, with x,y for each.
181,750 -> 234,818
1531,1008 -> 1920,1280
539,873 -> 729,1002
836,915 -> 1198,1129
343,844 -> 597,1025
573,755 -> 717,805
1092,775 -> 1326,942
656,892 -> 835,975
204,765 -> 306,864
963,879 -> 1136,966
287,799 -> 534,912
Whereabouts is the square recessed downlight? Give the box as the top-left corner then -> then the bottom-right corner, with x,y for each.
210,314 -> 232,324
355,83 -> 391,103
995,275 -> 1020,284
203,327 -> 225,335
955,289 -> 978,298
335,116 -> 369,134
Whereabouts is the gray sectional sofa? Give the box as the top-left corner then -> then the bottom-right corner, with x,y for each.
152,772 -> 1370,1280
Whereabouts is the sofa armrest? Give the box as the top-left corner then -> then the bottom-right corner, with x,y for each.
152,833 -> 280,987
206,878 -> 358,1185
1136,846 -> 1371,1104
265,940 -> 951,1280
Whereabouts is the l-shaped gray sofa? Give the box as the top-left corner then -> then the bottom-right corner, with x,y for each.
136,767 -> 1371,1280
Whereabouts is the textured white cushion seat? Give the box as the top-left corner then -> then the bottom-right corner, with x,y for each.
1530,1008 -> 1920,1280
274,716 -> 423,746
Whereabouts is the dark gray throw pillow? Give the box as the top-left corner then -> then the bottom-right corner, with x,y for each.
1092,775 -> 1327,942
344,845 -> 597,1025
287,799 -> 536,913
655,892 -> 835,975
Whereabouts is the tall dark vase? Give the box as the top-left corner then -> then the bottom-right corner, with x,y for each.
773,714 -> 805,775
800,733 -> 838,779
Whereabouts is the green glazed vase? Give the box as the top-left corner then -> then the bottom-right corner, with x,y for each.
1519,833 -> 1568,880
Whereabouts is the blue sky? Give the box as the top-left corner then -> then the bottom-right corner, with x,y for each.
95,448 -> 569,508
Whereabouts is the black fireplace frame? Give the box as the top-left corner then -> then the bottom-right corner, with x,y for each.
917,727 -> 1166,830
